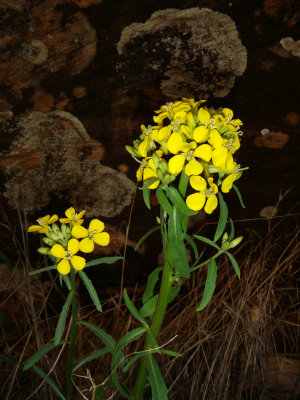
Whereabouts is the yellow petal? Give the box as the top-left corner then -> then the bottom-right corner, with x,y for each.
233,135 -> 240,152
174,110 -> 187,122
153,112 -> 168,124
224,153 -> 235,172
168,154 -> 186,175
68,238 -> 80,254
180,124 -> 193,139
193,126 -> 208,143
167,132 -> 183,154
186,192 -> 206,211
72,225 -> 88,238
185,159 -> 203,176
136,166 -> 143,181
138,136 -> 150,158
89,219 -> 104,233
57,259 -> 71,275
193,144 -> 212,161
198,108 -> 210,124
38,226 -> 49,233
48,215 -> 58,224
71,255 -> 86,271
94,232 -> 110,247
60,218 -> 71,223
143,167 -> 159,189
65,207 -> 75,219
157,125 -> 172,141
51,244 -> 66,259
79,237 -> 94,253
209,129 -> 223,148
190,175 -> 207,191
204,195 -> 218,214
221,173 -> 237,193
212,147 -> 227,168
77,210 -> 86,220
41,215 -> 50,223
28,225 -> 43,232
222,108 -> 233,119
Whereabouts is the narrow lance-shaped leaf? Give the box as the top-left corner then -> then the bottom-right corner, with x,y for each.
168,207 -> 190,278
214,192 -> 228,242
142,267 -> 162,304
194,235 -> 222,251
196,259 -> 217,311
23,341 -> 67,371
232,184 -> 245,208
156,187 -> 173,215
54,290 -> 73,345
73,347 -> 109,373
123,289 -> 147,326
143,187 -> 151,210
78,270 -> 102,312
85,256 -> 123,268
166,186 -> 197,216
135,227 -> 160,252
32,365 -> 66,400
147,355 -> 168,400
225,251 -> 241,279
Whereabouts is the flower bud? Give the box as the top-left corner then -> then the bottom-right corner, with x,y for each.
37,247 -> 50,255
228,236 -> 243,249
51,223 -> 64,240
48,231 -> 61,242
43,237 -> 56,246
221,241 -> 230,251
222,232 -> 228,244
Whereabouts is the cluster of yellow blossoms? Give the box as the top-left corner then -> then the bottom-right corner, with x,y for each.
28,207 -> 110,275
126,98 -> 244,214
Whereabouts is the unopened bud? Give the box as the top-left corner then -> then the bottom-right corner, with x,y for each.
37,247 -> 50,255
228,236 -> 243,249
222,232 -> 229,244
43,237 -> 56,246
221,241 -> 230,251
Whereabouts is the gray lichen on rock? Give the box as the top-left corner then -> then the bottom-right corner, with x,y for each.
117,8 -> 247,98
21,39 -> 49,65
1,111 -> 135,217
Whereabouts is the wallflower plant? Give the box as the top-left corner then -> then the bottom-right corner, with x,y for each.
24,207 -> 122,400
24,99 -> 246,400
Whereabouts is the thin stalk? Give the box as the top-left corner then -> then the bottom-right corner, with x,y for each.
133,264 -> 173,400
66,268 -> 77,400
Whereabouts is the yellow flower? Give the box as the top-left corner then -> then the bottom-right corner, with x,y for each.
72,219 -> 110,253
50,238 -> 86,275
28,214 -> 58,233
221,173 -> 238,193
60,207 -> 86,226
186,177 -> 218,214
136,157 -> 160,189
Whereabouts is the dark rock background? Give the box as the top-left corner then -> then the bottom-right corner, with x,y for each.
0,0 -> 299,283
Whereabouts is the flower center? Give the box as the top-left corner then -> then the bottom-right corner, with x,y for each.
65,250 -> 72,260
37,218 -> 46,227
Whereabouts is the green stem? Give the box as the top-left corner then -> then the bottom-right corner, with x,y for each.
66,268 -> 77,400
133,264 -> 173,400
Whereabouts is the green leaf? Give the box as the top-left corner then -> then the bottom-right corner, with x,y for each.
78,271 -> 102,312
135,227 -> 160,252
225,251 -> 241,279
168,207 -> 190,278
214,192 -> 228,242
185,234 -> 199,260
196,259 -> 217,311
232,184 -> 245,208
142,267 -> 162,304
166,186 -> 197,216
123,289 -> 147,326
29,264 -> 57,275
54,291 -> 73,345
77,321 -> 116,353
24,341 -> 66,371
140,177 -> 159,190
32,365 -> 66,400
161,349 -> 182,357
194,235 -> 221,251
178,169 -> 189,197
143,187 -> 151,210
156,187 -> 173,215
95,386 -> 105,400
228,218 -> 235,242
85,256 -> 123,268
62,275 -> 71,290
139,295 -> 158,319
73,347 -> 109,373
111,327 -> 147,398
147,355 -> 168,400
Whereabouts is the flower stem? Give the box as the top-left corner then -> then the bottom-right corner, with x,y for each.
67,269 -> 77,400
133,262 -> 173,400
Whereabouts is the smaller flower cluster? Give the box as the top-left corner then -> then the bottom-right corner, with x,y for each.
28,207 -> 110,275
126,98 -> 245,214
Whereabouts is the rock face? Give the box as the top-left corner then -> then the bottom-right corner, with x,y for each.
117,8 -> 247,99
0,111 -> 135,217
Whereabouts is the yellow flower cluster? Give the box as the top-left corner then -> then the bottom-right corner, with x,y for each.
28,207 -> 110,275
126,98 -> 244,214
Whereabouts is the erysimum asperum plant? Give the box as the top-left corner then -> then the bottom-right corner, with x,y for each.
121,98 -> 247,399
